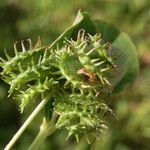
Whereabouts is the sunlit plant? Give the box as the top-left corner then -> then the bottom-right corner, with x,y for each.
0,11 -> 138,150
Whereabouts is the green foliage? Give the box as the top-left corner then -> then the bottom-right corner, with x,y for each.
95,20 -> 139,91
0,10 -> 138,149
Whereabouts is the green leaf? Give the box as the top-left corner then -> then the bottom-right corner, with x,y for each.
50,10 -> 97,49
94,20 -> 120,43
111,33 -> 139,92
95,20 -> 139,92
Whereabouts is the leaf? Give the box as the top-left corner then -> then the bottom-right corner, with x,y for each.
94,20 -> 120,43
95,20 -> 139,92
50,10 -> 97,49
111,33 -> 139,92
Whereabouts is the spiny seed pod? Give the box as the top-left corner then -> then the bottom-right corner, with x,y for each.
54,92 -> 113,142
17,78 -> 58,112
0,40 -> 56,96
0,39 -> 46,75
55,30 -> 117,95
3,60 -> 52,96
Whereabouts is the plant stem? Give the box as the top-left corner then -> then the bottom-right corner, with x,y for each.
28,113 -> 58,150
4,95 -> 51,150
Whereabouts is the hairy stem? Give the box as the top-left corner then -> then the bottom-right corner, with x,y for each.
28,113 -> 58,150
4,95 -> 51,150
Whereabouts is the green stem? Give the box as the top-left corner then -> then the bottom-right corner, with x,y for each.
28,113 -> 58,150
4,95 -> 51,150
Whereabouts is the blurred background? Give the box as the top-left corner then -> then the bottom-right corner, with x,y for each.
0,0 -> 149,149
